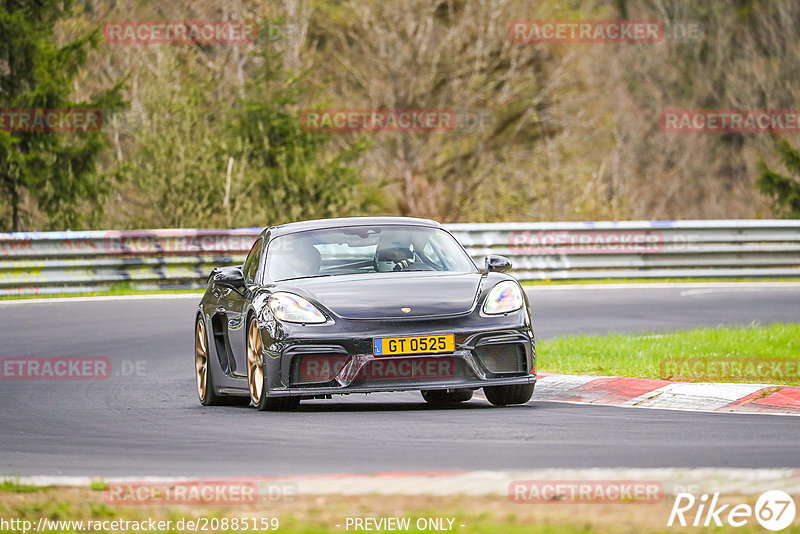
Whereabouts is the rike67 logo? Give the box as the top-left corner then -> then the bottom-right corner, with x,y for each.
668,490 -> 796,531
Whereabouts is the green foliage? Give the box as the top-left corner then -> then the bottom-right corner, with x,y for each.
4,1 -> 800,230
0,480 -> 45,493
88,480 -> 108,491
106,29 -> 374,230
0,0 -> 124,231
757,139 -> 800,218
227,52 -> 374,228
230,105 -> 372,227
111,62 -> 229,229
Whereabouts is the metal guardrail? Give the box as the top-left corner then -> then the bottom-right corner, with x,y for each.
1,220 -> 799,295
450,219 -> 800,281
0,228 -> 261,296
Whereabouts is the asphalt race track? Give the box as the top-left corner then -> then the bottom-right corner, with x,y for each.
1,283 -> 799,476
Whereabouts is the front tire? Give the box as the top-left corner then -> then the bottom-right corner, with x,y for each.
247,316 -> 300,411
421,389 -> 473,406
483,383 -> 534,406
196,315 -> 250,406
195,315 -> 221,406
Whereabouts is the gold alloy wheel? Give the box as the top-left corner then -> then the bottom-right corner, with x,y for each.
195,318 -> 208,401
247,317 -> 264,404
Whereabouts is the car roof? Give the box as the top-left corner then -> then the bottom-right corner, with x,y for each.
267,216 -> 443,238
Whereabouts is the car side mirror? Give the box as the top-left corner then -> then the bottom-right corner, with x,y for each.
215,267 -> 246,291
484,255 -> 512,273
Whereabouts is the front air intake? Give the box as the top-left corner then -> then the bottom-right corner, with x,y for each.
476,343 -> 526,374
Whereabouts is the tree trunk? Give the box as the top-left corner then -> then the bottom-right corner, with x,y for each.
10,180 -> 20,232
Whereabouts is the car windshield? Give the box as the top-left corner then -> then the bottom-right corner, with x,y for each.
266,225 -> 476,281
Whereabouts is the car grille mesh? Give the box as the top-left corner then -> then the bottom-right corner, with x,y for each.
476,343 -> 526,374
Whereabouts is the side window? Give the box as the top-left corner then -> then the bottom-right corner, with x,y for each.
243,238 -> 262,285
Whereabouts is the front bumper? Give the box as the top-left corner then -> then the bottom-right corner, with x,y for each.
266,373 -> 536,398
259,314 -> 536,398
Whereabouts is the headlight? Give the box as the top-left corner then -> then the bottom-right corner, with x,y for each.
268,292 -> 327,324
482,281 -> 524,315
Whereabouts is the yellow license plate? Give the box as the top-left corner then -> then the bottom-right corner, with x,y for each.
373,334 -> 455,356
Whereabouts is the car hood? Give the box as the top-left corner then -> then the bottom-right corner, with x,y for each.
281,272 -> 484,320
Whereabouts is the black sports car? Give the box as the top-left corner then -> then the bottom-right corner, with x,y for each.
194,216 -> 536,410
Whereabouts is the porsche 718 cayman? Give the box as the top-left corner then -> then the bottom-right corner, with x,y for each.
194,217 -> 536,410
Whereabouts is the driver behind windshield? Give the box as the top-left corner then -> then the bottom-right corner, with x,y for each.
375,236 -> 415,272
